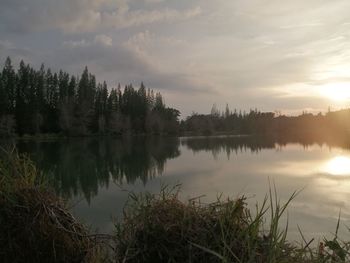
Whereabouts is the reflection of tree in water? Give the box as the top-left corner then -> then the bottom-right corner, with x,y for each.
182,134 -> 350,159
182,136 -> 276,159
7,133 -> 350,202
15,137 -> 180,202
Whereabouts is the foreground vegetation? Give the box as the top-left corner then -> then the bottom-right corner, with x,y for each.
0,149 -> 103,263
115,185 -> 297,262
115,186 -> 350,263
1,150 -> 350,262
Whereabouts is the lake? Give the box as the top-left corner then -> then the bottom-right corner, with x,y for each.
6,135 -> 350,242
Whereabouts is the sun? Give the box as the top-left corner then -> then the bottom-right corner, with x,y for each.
319,82 -> 350,102
323,156 -> 350,176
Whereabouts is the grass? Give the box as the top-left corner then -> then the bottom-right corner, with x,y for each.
1,149 -> 350,262
114,185 -> 350,263
0,147 -> 103,263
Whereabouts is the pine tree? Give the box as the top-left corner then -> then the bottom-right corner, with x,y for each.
75,67 -> 96,134
0,57 -> 181,136
225,104 -> 230,118
154,92 -> 164,110
2,57 -> 16,113
0,72 -> 6,114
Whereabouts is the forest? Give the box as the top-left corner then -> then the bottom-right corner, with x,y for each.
182,104 -> 350,138
0,57 -> 180,136
1,56 -> 350,138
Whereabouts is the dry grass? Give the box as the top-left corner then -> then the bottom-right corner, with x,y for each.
115,185 -> 288,262
0,148 -> 103,263
114,185 -> 350,263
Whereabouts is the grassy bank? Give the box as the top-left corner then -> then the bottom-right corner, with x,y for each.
114,186 -> 349,263
1,150 -> 349,262
0,148 -> 103,263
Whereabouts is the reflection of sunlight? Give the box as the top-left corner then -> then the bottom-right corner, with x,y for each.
324,156 -> 350,176
319,83 -> 350,102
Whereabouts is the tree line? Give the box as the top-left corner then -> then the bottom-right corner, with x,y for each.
182,103 -> 350,138
2,56 -> 350,138
0,57 -> 180,136
181,104 -> 274,135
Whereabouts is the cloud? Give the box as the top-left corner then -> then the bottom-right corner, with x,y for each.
0,0 -> 201,33
0,40 -> 13,50
144,0 -> 164,3
2,0 -> 350,116
52,33 -> 212,109
122,30 -> 189,73
102,6 -> 201,30
0,0 -> 102,33
62,34 -> 112,48
63,39 -> 91,48
0,40 -> 34,64
94,35 -> 113,46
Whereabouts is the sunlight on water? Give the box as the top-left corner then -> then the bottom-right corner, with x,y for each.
323,156 -> 350,176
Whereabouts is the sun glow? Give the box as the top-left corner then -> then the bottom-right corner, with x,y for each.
319,83 -> 350,102
323,156 -> 350,176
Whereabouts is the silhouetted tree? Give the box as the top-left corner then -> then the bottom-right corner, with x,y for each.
0,57 -> 181,136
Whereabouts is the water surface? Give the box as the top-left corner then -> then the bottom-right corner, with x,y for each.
7,135 -> 350,241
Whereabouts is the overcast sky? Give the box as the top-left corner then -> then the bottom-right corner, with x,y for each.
1,0 -> 350,117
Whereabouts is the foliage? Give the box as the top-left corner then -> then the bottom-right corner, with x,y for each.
0,57 -> 180,137
182,105 -> 350,138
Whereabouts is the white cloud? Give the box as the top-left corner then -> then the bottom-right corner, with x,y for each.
63,34 -> 113,49
101,6 -> 202,30
63,39 -> 90,48
122,30 -> 192,78
94,34 -> 113,46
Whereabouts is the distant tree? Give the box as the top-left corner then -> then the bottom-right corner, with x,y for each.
15,61 -> 30,134
93,81 -> 108,133
154,92 -> 164,110
2,57 -> 16,113
75,67 -> 95,134
210,103 -> 220,117
225,103 -> 230,118
0,72 -> 7,114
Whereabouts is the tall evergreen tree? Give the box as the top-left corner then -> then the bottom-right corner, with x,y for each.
0,57 -> 181,136
0,72 -> 6,114
2,57 -> 16,113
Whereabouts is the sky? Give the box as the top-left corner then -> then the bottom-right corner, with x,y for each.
1,0 -> 350,117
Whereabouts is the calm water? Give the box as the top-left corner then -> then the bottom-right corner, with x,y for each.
6,135 -> 350,241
